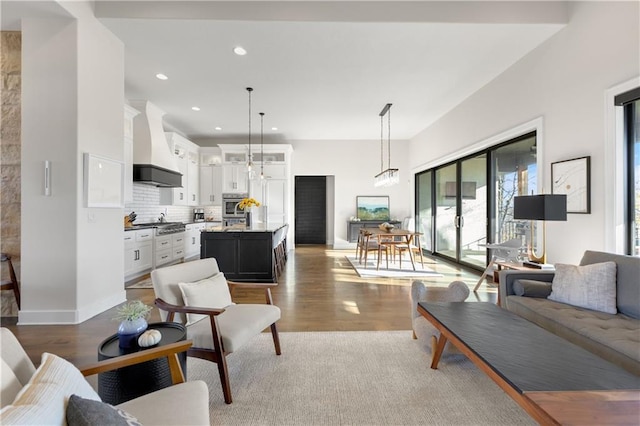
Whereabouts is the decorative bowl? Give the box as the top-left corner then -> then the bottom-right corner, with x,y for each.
378,222 -> 394,232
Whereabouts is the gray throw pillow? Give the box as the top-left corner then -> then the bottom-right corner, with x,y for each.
513,279 -> 552,298
548,262 -> 617,314
66,394 -> 142,426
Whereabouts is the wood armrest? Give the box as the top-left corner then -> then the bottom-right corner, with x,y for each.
227,280 -> 278,289
155,298 -> 225,316
79,340 -> 192,384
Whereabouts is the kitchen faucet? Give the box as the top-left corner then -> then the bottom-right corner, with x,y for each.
159,212 -> 166,223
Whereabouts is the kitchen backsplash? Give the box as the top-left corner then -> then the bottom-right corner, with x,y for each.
125,183 -> 221,223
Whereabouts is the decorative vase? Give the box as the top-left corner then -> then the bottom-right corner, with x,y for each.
117,317 -> 148,349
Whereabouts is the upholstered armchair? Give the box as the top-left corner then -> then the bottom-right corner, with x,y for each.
411,280 -> 470,356
151,258 -> 281,404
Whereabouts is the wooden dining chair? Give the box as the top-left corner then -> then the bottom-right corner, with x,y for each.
394,232 -> 425,269
1,253 -> 20,309
359,231 -> 389,269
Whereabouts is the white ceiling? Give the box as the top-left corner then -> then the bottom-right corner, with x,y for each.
2,1 -> 568,143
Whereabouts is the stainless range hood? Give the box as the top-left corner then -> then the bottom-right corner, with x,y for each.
130,100 -> 182,188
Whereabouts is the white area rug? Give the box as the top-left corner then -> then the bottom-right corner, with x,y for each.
188,331 -> 533,425
345,255 -> 444,278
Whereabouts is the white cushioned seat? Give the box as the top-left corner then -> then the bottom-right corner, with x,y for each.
117,380 -> 209,425
188,304 -> 281,353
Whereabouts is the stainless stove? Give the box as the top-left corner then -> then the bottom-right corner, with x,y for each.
155,222 -> 186,236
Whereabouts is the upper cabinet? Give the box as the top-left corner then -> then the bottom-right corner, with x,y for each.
123,105 -> 140,204
160,132 -> 200,206
200,147 -> 223,205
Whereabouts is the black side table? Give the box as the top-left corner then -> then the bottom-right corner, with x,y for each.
97,322 -> 187,405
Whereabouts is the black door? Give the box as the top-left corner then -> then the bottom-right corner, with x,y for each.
295,176 -> 327,244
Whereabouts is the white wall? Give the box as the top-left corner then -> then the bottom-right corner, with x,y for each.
409,1 -> 639,264
20,7 -> 127,323
290,139 -> 411,248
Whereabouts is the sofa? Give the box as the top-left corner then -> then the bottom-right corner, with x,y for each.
0,328 -> 210,425
499,250 -> 640,375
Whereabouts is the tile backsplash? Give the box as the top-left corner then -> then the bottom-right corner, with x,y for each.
125,183 -> 221,223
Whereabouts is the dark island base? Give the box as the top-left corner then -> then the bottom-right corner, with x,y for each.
201,225 -> 287,282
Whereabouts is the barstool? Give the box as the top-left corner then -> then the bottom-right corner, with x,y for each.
1,253 -> 20,309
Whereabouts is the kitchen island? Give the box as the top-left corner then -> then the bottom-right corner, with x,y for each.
201,223 -> 288,282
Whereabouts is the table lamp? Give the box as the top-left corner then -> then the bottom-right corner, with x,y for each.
513,194 -> 567,264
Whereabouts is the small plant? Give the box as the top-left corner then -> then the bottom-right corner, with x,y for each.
113,300 -> 152,322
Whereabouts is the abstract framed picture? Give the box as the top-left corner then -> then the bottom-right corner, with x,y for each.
551,156 -> 591,214
356,196 -> 390,220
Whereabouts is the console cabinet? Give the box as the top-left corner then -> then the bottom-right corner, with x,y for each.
347,220 -> 402,243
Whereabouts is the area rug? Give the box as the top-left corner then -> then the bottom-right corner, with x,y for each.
345,255 -> 444,278
188,331 -> 534,425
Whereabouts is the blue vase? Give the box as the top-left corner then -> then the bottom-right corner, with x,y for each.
117,318 -> 148,349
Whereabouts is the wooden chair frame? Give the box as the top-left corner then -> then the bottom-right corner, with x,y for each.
80,340 -> 193,385
155,281 -> 281,404
1,253 -> 20,309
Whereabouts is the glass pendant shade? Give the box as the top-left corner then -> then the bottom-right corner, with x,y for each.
374,168 -> 400,187
246,87 -> 255,180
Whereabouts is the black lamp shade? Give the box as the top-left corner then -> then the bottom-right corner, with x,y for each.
514,194 -> 567,221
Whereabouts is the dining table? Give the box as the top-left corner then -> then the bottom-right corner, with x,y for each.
363,228 -> 420,270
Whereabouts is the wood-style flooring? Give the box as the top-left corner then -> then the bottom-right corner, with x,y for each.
1,246 -> 495,367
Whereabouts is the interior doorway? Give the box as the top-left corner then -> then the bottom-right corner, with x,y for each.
294,176 -> 327,244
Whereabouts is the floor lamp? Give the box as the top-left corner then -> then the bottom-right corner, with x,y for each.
513,194 -> 567,264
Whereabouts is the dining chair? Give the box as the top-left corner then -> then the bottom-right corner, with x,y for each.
394,232 -> 425,269
359,231 -> 389,269
151,258 -> 281,404
1,253 -> 20,309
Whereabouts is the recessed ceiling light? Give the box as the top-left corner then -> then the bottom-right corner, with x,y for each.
271,127 -> 278,131
191,106 -> 201,111
233,46 -> 247,56
215,127 -> 222,131
155,73 -> 168,80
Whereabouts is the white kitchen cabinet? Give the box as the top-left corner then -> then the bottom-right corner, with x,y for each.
260,164 -> 286,179
185,223 -> 206,259
222,164 -> 248,193
200,164 -> 222,205
124,230 -> 153,279
123,105 -> 139,204
187,151 -> 199,206
160,133 -> 200,206
251,179 -> 287,224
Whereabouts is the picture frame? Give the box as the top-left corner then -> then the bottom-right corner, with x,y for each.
83,153 -> 124,208
551,156 -> 591,214
356,196 -> 390,220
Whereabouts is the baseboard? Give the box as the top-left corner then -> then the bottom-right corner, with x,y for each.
17,291 -> 126,325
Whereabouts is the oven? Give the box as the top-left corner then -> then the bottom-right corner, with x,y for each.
222,193 -> 248,218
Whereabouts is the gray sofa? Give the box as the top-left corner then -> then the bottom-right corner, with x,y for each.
499,250 -> 640,375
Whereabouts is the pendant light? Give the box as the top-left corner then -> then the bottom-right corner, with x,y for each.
259,112 -> 265,182
246,87 -> 256,180
374,103 -> 399,187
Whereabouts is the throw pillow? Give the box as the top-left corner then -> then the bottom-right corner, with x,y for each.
548,262 -> 617,314
66,394 -> 141,426
513,279 -> 552,298
0,352 -> 100,425
178,272 -> 233,325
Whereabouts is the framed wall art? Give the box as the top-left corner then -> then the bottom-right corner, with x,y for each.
551,156 -> 591,214
356,196 -> 390,220
83,153 -> 124,208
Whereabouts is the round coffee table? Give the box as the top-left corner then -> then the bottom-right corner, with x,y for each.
97,322 -> 187,405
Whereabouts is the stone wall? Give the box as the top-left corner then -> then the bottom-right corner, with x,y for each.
1,31 -> 21,316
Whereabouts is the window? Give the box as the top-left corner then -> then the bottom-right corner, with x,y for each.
615,87 -> 640,256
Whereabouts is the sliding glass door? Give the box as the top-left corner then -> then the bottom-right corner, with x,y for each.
415,132 -> 537,271
460,154 -> 487,267
432,153 -> 487,267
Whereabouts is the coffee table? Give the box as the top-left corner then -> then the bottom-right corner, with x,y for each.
417,302 -> 640,425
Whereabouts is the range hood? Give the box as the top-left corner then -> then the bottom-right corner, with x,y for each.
130,100 -> 182,188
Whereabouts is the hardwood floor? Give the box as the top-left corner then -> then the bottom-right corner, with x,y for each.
1,246 -> 495,367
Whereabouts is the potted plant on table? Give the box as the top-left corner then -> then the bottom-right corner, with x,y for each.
114,300 -> 152,348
